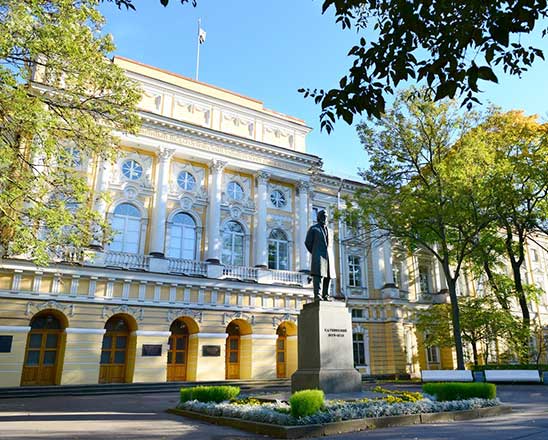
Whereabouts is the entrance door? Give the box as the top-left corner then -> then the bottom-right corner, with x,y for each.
276,335 -> 286,378
99,316 -> 130,384
167,319 -> 189,381
21,313 -> 64,386
226,335 -> 240,379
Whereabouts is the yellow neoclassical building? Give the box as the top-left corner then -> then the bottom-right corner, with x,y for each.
0,57 -> 547,387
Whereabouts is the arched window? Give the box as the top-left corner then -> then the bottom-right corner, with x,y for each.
222,221 -> 244,265
227,181 -> 244,201
110,203 -> 141,253
268,229 -> 289,270
167,213 -> 196,260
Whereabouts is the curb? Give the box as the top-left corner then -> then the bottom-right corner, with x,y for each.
167,404 -> 512,438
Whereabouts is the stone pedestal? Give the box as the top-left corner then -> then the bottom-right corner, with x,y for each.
291,301 -> 362,394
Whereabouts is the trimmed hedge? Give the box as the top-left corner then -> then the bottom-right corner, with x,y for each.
180,385 -> 240,403
423,382 -> 496,402
471,364 -> 548,372
289,389 -> 325,417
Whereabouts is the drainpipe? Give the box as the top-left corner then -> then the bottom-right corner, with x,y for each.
337,178 -> 347,304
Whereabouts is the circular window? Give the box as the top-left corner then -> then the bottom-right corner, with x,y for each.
270,190 -> 287,208
227,181 -> 244,201
121,159 -> 143,180
177,171 -> 196,191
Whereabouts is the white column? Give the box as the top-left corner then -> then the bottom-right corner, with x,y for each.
370,233 -> 384,289
149,147 -> 175,256
383,237 -> 394,286
91,157 -> 112,247
206,159 -> 227,263
254,171 -> 270,267
297,181 -> 310,271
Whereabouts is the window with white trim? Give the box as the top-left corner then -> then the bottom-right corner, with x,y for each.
110,203 -> 141,253
167,213 -> 196,259
348,255 -> 362,287
353,332 -> 367,366
426,345 -> 440,364
227,181 -> 244,201
268,229 -> 289,270
418,264 -> 431,294
221,221 -> 244,265
121,159 -> 143,180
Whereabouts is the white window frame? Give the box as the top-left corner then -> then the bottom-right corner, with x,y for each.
109,203 -> 143,254
348,255 -> 363,288
121,159 -> 143,181
352,327 -> 370,372
166,212 -> 197,260
268,229 -> 290,270
221,220 -> 246,266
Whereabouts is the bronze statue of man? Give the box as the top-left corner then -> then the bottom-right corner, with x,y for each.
305,209 -> 337,301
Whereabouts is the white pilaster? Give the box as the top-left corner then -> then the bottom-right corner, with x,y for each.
206,159 -> 227,263
297,181 -> 310,271
254,171 -> 270,267
149,147 -> 175,256
383,237 -> 394,286
91,157 -> 112,247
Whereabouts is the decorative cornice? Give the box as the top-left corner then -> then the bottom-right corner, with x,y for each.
272,313 -> 298,328
166,308 -> 203,323
102,304 -> 144,322
223,311 -> 255,325
25,301 -> 75,318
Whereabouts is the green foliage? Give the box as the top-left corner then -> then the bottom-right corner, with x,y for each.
471,364 -> 548,372
180,386 -> 240,403
372,386 -> 422,403
0,0 -> 140,264
229,397 -> 262,405
423,382 -> 496,402
303,1 -> 548,131
289,389 -> 325,418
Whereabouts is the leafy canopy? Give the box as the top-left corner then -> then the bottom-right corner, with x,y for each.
0,0 -> 140,264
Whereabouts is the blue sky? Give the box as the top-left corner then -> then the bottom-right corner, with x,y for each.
100,0 -> 548,179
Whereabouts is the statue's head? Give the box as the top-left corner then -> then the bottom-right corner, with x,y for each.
317,209 -> 327,225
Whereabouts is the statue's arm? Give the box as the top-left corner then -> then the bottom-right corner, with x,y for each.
305,227 -> 314,253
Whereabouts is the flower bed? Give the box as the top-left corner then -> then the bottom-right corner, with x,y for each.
176,395 -> 500,426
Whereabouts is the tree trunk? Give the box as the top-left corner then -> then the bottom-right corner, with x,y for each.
471,341 -> 479,366
446,276 -> 465,369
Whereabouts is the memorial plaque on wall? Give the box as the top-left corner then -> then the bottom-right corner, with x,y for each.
202,345 -> 221,357
0,336 -> 12,353
142,344 -> 162,357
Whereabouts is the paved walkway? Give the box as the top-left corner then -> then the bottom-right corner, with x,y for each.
0,384 -> 547,439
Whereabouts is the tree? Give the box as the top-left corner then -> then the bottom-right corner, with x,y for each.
0,0 -> 141,264
467,110 -> 548,358
343,88 -> 495,369
303,1 -> 548,132
417,296 -> 522,366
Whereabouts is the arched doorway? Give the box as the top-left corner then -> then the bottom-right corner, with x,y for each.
276,321 -> 297,378
167,317 -> 199,382
225,319 -> 252,380
99,314 -> 136,384
21,310 -> 67,386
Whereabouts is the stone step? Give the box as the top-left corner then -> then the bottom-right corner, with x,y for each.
0,379 -> 291,399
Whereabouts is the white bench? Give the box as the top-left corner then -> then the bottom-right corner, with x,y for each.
421,370 -> 473,382
484,370 -> 541,383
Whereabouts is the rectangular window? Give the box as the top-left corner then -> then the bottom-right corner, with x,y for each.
426,346 -> 440,364
392,263 -> 400,287
351,309 -> 363,319
348,255 -> 362,287
418,265 -> 430,294
353,333 -> 367,366
532,248 -> 539,262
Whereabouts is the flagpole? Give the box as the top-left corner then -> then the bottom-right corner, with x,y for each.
195,18 -> 201,81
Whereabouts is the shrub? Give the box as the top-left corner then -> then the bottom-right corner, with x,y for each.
471,364 -> 548,373
373,386 -> 423,403
422,382 -> 496,401
289,389 -> 325,417
180,385 -> 240,403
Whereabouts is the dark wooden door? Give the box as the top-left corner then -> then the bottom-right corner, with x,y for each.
21,328 -> 61,386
